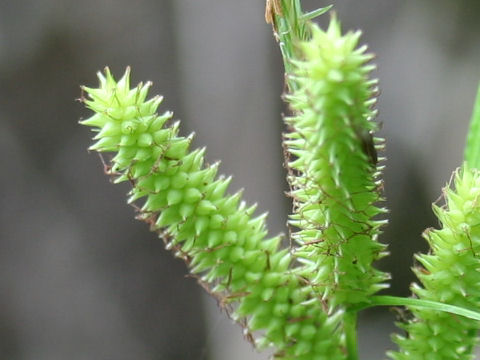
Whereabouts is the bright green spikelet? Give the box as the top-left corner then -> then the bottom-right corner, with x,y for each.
284,17 -> 389,307
80,67 -> 347,359
389,165 -> 480,360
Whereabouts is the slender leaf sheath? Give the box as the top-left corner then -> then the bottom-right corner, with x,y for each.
389,166 -> 480,360
465,84 -> 480,170
80,68 -> 346,359
283,18 -> 389,309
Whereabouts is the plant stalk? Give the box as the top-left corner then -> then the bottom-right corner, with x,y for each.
344,310 -> 359,360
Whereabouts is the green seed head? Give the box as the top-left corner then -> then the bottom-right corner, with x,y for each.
284,17 -> 389,307
390,165 -> 480,360
81,67 -> 347,359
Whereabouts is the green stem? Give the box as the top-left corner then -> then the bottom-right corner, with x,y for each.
354,295 -> 480,321
344,310 -> 359,360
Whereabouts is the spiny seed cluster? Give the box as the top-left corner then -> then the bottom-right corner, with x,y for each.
389,166 -> 480,360
80,67 -> 346,359
283,18 -> 389,308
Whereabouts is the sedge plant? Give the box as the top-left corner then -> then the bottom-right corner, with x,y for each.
79,1 -> 480,359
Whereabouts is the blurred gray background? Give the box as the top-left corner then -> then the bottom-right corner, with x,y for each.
1,0 -> 479,359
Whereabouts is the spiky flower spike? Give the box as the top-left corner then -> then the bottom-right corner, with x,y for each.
80,67 -> 347,359
389,165 -> 480,360
283,17 -> 389,309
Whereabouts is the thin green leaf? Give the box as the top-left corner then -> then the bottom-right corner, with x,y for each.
301,5 -> 333,21
464,82 -> 480,169
358,295 -> 480,322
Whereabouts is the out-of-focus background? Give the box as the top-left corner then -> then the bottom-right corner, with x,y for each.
1,0 -> 479,359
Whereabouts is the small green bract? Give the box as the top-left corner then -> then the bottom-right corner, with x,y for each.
284,18 -> 388,308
